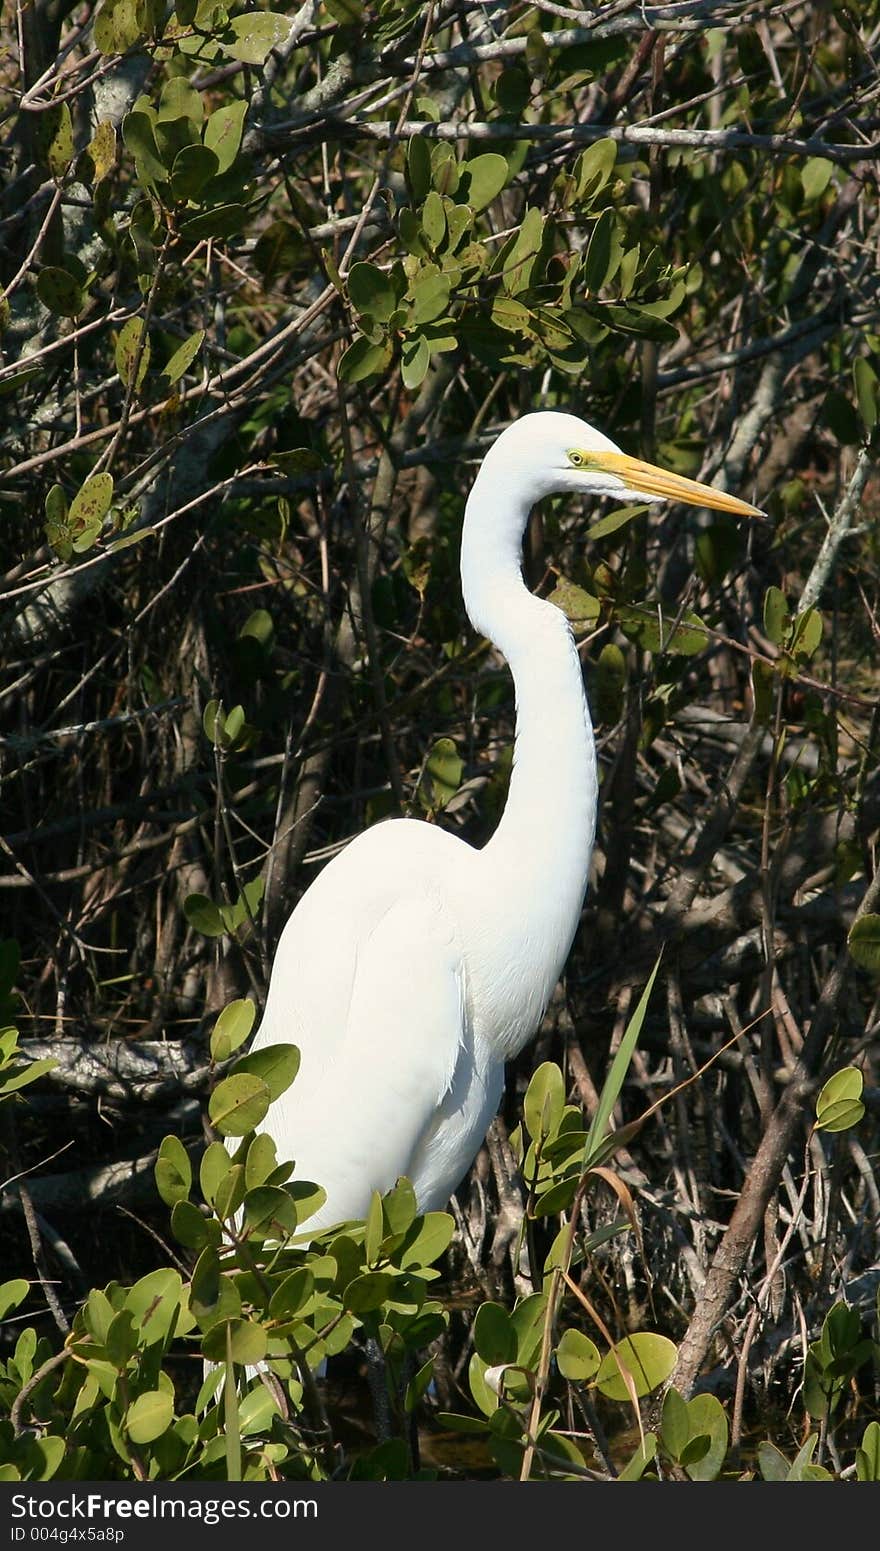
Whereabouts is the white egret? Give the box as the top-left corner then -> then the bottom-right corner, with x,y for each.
247,411 -> 759,1229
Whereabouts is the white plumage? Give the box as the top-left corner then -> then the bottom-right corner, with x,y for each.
246,412 -> 759,1229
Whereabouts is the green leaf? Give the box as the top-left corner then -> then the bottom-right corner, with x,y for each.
546,577 -> 600,626
815,1066 -> 865,1134
0,1057 -> 57,1097
221,12 -> 291,64
401,335 -> 430,389
763,584 -> 790,646
789,607 -> 822,661
430,145 -> 460,197
36,267 -> 83,318
524,26 -> 550,78
618,1433 -> 658,1481
409,268 -> 451,327
524,1061 -> 565,1142
126,1389 -> 173,1444
758,1440 -> 792,1481
419,736 -> 462,810
171,144 -> 219,203
458,153 -> 508,212
421,190 -> 446,249
234,1042 -> 300,1102
695,521 -> 741,587
751,659 -> 774,726
344,1272 -> 394,1314
154,112 -> 201,172
405,1356 -> 436,1414
397,1211 -> 455,1270
244,1131 -> 279,1189
348,261 -> 397,323
202,1318 -> 267,1366
122,111 -> 167,186
583,208 -> 622,293
856,1419 -> 880,1482
660,1385 -> 691,1459
801,156 -> 833,204
594,1332 -> 677,1400
325,0 -> 363,19
69,473 -> 114,531
162,328 -> 205,385
203,99 -> 247,174
189,1245 -> 222,1314
238,1383 -> 281,1436
199,1140 -> 231,1205
584,957 -> 660,1167
184,892 -> 226,937
213,1164 -> 247,1222
822,389 -> 862,447
587,502 -> 648,543
155,1135 -> 192,1207
854,357 -> 878,434
178,203 -> 249,240
501,206 -> 543,294
813,1098 -> 869,1135
364,1190 -> 384,1264
269,1268 -> 314,1319
381,1177 -> 417,1238
595,643 -> 626,727
210,998 -> 256,1062
208,1071 -> 271,1136
170,1199 -> 216,1249
338,335 -> 392,384
0,1279 -> 29,1319
849,914 -> 880,973
436,1410 -> 489,1436
683,1394 -> 729,1481
115,316 -> 150,390
573,138 -> 617,203
94,0 -> 145,55
557,1328 -> 601,1383
37,102 -> 74,179
473,1303 -> 518,1366
83,1288 -> 114,1345
83,120 -> 117,185
405,136 -> 431,202
493,65 -> 529,117
106,1307 -> 138,1368
158,76 -> 204,125
125,1268 -> 182,1346
491,295 -> 534,335
288,1180 -> 326,1222
468,1352 -> 500,1417
617,605 -> 707,656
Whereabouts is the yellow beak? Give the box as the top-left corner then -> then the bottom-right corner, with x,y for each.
585,450 -> 763,517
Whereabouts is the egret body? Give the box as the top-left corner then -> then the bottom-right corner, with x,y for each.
247,412 -> 758,1229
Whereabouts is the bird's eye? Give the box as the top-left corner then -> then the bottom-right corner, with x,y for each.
568,449 -> 584,467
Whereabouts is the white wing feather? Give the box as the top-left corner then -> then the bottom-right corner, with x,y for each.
249,850 -> 470,1228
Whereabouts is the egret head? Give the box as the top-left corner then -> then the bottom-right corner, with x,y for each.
477,410 -> 762,518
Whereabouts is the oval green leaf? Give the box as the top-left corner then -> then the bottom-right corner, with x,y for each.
126,1389 -> 173,1444
210,998 -> 256,1063
849,914 -> 880,973
155,1134 -> 192,1207
234,1042 -> 299,1102
557,1328 -> 601,1382
208,1071 -> 271,1136
594,1332 -> 677,1400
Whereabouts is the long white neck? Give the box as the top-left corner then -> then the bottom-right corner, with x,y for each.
460,466 -> 598,1057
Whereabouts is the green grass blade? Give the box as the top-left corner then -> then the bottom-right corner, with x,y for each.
583,955 -> 661,1168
